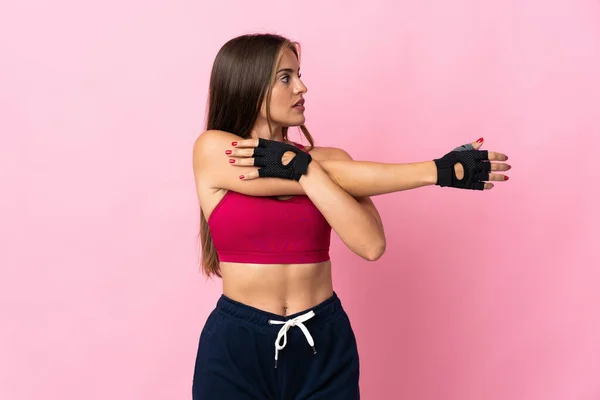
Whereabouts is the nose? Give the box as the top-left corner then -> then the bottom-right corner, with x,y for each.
294,80 -> 307,95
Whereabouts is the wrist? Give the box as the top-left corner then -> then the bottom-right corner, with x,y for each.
298,159 -> 323,183
425,161 -> 438,186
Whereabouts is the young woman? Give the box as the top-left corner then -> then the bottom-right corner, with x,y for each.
191,33 -> 510,399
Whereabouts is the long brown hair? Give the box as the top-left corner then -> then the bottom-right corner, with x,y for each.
199,33 -> 315,278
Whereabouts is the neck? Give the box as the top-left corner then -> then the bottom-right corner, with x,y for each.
250,117 -> 285,142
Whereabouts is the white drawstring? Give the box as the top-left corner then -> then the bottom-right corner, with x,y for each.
268,310 -> 317,368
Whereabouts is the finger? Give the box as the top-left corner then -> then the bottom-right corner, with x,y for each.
227,148 -> 255,157
232,138 -> 260,148
228,157 -> 257,166
455,138 -> 484,152
490,162 -> 512,172
487,151 -> 509,162
487,173 -> 509,182
484,182 -> 494,190
239,170 -> 260,180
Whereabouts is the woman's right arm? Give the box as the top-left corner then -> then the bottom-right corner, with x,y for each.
193,130 -> 306,196
193,130 -> 441,197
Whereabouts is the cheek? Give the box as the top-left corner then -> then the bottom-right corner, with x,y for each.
270,88 -> 284,104
269,91 -> 289,114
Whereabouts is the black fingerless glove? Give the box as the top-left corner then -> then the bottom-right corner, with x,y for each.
252,138 -> 312,181
433,150 -> 491,190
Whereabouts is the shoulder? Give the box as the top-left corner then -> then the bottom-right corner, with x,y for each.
193,130 -> 234,154
192,130 -> 241,183
305,145 -> 353,162
193,129 -> 243,166
288,140 -> 351,161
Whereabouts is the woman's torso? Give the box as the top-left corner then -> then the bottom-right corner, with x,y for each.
202,187 -> 333,316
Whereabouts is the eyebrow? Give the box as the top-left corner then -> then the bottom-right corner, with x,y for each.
277,68 -> 300,74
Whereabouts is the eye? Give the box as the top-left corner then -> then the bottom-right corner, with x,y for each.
279,73 -> 301,84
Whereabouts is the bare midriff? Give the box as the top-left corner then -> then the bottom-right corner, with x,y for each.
220,261 -> 333,317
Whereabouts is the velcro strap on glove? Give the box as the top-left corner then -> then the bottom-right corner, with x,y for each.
252,138 -> 312,181
433,150 -> 491,190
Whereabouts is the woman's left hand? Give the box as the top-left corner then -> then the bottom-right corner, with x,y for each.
451,137 -> 511,183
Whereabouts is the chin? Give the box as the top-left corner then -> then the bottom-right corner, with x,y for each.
288,117 -> 306,127
274,114 -> 305,128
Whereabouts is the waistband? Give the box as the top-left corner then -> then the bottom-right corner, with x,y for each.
217,250 -> 330,264
215,291 -> 344,332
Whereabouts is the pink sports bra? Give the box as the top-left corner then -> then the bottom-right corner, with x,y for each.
207,142 -> 332,264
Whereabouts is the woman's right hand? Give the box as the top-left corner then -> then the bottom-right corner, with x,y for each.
228,138 -> 313,181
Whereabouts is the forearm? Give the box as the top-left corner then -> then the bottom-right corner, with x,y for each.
299,160 -> 385,261
319,159 -> 438,197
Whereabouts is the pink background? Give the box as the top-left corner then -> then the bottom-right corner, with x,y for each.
1,0 -> 599,399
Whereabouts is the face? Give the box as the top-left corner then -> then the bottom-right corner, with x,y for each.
260,47 -> 308,128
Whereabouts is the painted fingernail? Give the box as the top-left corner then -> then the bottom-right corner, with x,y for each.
477,138 -> 484,143
504,176 -> 509,180
505,156 -> 509,160
239,175 -> 244,180
225,150 -> 232,155
232,142 -> 238,146
507,165 -> 512,170
229,159 -> 235,163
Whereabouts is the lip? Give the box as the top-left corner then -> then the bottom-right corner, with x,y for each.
293,99 -> 305,107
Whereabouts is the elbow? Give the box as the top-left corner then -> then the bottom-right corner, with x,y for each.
363,239 -> 386,262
